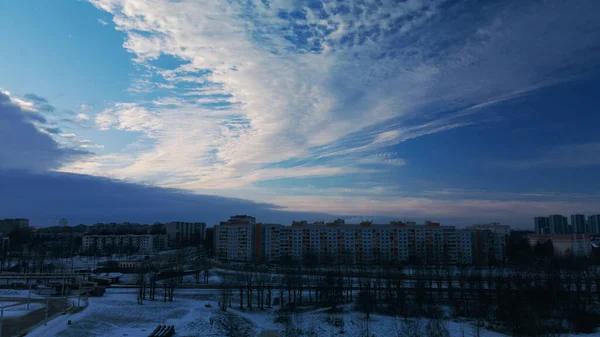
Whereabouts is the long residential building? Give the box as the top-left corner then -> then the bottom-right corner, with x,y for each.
82,234 -> 167,254
214,217 -> 476,265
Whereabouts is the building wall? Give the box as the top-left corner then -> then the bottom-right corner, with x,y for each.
214,223 -> 255,261
588,215 -> 600,235
166,222 -> 206,247
214,220 -> 479,265
535,217 -> 550,234
548,215 -> 569,234
82,234 -> 167,253
571,214 -> 586,234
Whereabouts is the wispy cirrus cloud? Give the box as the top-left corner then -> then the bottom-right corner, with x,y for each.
56,0 -> 600,217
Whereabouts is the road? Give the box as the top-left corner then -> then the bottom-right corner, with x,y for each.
0,297 -> 66,337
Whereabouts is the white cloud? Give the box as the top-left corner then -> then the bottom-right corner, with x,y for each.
79,104 -> 93,111
67,0 -> 600,215
75,113 -> 90,121
359,154 -> 406,166
98,18 -> 108,25
59,133 -> 77,138
95,103 -> 161,133
78,139 -> 105,149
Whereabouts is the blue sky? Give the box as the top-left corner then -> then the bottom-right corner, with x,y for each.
1,0 -> 600,227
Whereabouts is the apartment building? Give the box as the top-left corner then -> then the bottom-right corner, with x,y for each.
466,223 -> 510,264
82,234 -> 167,254
166,221 -> 206,247
214,215 -> 257,261
215,216 -> 477,265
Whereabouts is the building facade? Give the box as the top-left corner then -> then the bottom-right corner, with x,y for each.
166,222 -> 206,247
589,215 -> 600,235
466,223 -> 510,264
534,217 -> 551,234
214,217 -> 477,265
213,215 -> 257,261
82,234 -> 167,254
571,214 -> 586,234
548,214 -> 569,234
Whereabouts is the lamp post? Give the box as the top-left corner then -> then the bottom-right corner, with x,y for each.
44,296 -> 49,326
0,307 -> 4,337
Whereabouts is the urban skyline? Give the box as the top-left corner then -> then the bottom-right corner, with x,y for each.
1,1 -> 600,336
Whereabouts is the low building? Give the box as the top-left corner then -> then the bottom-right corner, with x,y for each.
82,234 -> 167,254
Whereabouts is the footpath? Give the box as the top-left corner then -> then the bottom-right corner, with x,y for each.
0,297 -> 70,337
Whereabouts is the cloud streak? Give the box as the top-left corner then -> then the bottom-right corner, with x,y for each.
51,0 -> 600,216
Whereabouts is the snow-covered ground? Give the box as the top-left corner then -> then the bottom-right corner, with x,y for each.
23,287 -> 513,337
0,289 -> 45,299
0,301 -> 45,317
23,287 -> 598,337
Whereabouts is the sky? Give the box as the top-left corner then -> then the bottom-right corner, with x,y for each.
1,0 -> 600,227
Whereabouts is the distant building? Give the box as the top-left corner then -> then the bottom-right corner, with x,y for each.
527,234 -> 591,257
571,214 -> 586,234
467,222 -> 510,236
466,223 -> 510,264
165,222 -> 206,248
82,234 -> 167,254
589,215 -> 600,235
548,214 -> 569,234
534,217 -> 551,234
0,218 -> 29,234
59,218 -> 68,227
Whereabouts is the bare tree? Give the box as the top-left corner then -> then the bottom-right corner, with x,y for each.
402,318 -> 423,337
245,272 -> 253,309
136,266 -> 147,305
167,277 -> 176,301
425,318 -> 450,337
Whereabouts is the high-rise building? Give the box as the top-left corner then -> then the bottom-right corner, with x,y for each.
548,214 -> 568,234
166,222 -> 206,247
534,217 -> 550,234
59,218 -> 68,227
571,214 -> 586,234
589,214 -> 600,235
213,215 -> 259,261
